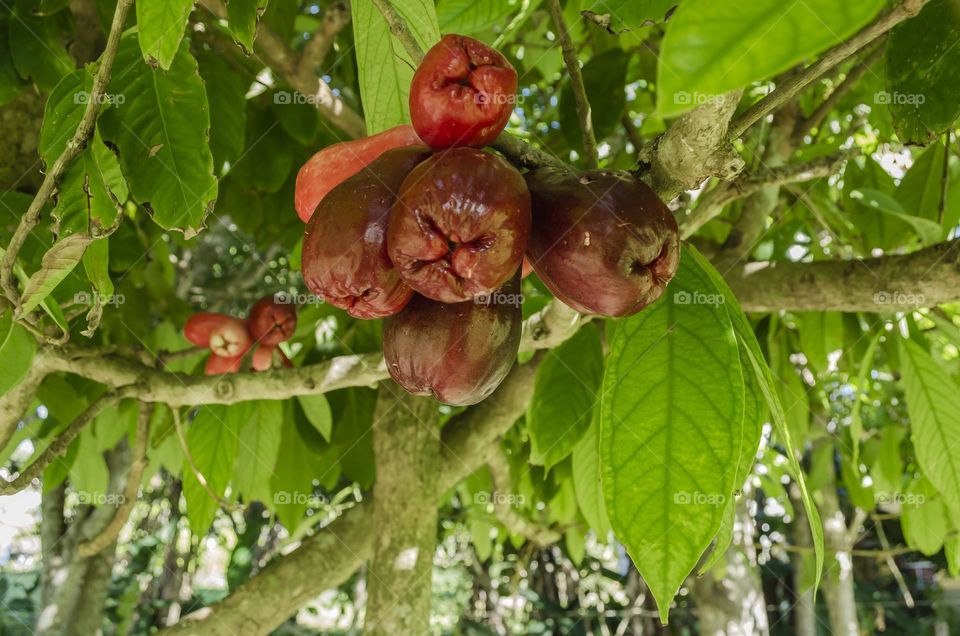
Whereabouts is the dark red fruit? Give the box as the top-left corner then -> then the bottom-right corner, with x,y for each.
302,146 -> 432,319
410,34 -> 518,148
524,168 -> 680,317
207,317 -> 251,358
247,296 -> 297,345
295,124 -> 423,222
205,353 -> 243,375
184,312 -> 231,347
387,148 -> 530,303
383,274 -> 522,406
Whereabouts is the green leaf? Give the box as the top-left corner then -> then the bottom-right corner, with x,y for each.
584,0 -> 676,30
226,0 -> 269,53
0,15 -> 29,106
601,250 -> 743,622
902,491 -> 947,556
657,0 -> 885,116
19,233 -> 91,315
69,429 -> 110,501
0,311 -> 36,397
353,0 -> 440,133
899,338 -> 960,511
848,330 -> 882,466
559,48 -> 629,150
197,50 -> 248,173
699,497 -> 735,574
39,70 -> 94,165
82,237 -> 114,298
897,141 -> 949,225
885,0 -> 960,144
233,400 -> 282,504
438,0 -> 517,34
686,246 -> 825,590
297,394 -> 333,442
9,5 -> 73,91
182,405 -> 241,534
270,412 -> 320,530
528,325 -> 603,469
136,0 -> 194,70
100,35 -> 218,235
572,410 -> 610,536
849,188 -> 942,246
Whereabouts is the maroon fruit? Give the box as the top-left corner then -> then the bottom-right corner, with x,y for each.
383,274 -> 522,406
302,146 -> 432,319
247,296 -> 297,345
295,125 -> 423,222
409,34 -> 518,148
524,168 -> 680,317
387,148 -> 530,303
207,317 -> 251,358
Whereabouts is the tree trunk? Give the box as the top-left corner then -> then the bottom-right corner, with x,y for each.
365,382 -> 440,635
820,485 -> 859,636
692,494 -> 769,636
790,484 -> 817,636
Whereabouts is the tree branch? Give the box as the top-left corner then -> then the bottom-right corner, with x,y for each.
0,0 -> 134,310
728,0 -> 928,140
546,0 -> 598,168
487,447 -> 562,546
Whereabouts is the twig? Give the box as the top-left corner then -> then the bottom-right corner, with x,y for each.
0,0 -> 134,310
294,1 -> 351,86
728,0 -> 928,140
0,386 -> 140,495
797,41 -> 886,139
487,449 -> 562,546
75,403 -> 152,557
874,517 -> 915,608
172,407 -> 241,512
370,0 -> 424,63
938,132 -> 951,225
546,0 -> 598,168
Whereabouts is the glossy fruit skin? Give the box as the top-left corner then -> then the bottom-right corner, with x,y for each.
383,274 -> 522,406
409,34 -> 517,148
205,353 -> 244,375
524,168 -> 680,317
295,124 -> 423,222
184,312 -> 231,347
207,317 -> 252,358
247,296 -> 297,345
302,147 -> 431,318
387,148 -> 530,303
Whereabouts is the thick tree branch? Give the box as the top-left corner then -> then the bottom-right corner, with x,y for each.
546,0 -> 598,168
728,0 -> 928,140
0,0 -> 134,310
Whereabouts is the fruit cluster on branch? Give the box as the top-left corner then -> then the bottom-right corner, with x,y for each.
295,35 -> 680,405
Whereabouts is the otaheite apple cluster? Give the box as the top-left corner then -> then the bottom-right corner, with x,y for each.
295,35 -> 680,405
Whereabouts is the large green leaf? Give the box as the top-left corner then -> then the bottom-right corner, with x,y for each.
233,400 -> 282,505
0,15 -> 29,106
353,0 -> 440,133
270,410 -> 321,530
657,0 -> 885,116
8,5 -> 73,91
899,338 -> 960,511
182,405 -> 242,533
601,250 -> 743,621
849,188 -> 942,246
100,35 -> 218,234
687,246 -> 825,587
226,0 -> 269,53
528,325 -> 603,469
559,48 -> 629,151
0,311 -> 36,397
438,0 -> 517,34
196,50 -> 248,173
571,410 -> 610,536
136,0 -> 194,70
297,394 -> 333,442
897,141 -> 949,225
885,0 -> 960,144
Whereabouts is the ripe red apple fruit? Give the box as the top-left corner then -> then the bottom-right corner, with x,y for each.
207,317 -> 251,358
383,274 -> 522,406
524,168 -> 680,317
295,124 -> 423,222
387,148 -> 530,303
302,146 -> 432,319
184,312 -> 231,347
409,34 -> 518,148
247,296 -> 297,345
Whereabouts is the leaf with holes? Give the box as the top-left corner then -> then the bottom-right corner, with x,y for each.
601,249 -> 743,622
227,0 -> 270,53
136,0 -> 194,70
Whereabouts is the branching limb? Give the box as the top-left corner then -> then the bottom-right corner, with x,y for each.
294,1 -> 351,87
546,0 -> 598,168
728,0 -> 928,140
0,0 -> 134,310
75,403 -> 152,558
